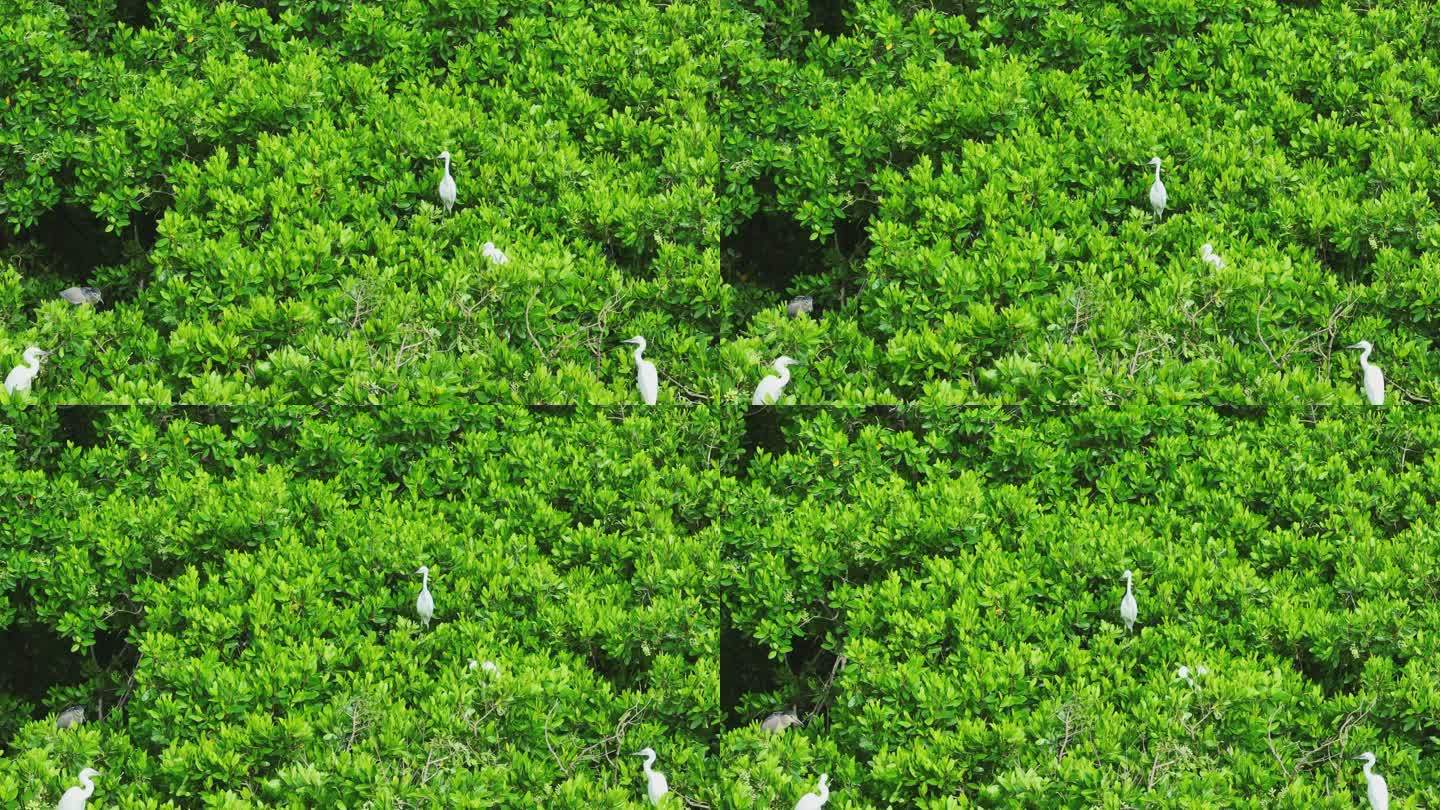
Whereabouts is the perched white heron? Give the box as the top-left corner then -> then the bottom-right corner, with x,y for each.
795,774 -> 830,810
415,566 -> 434,628
752,356 -> 798,406
468,659 -> 499,675
1176,665 -> 1210,687
787,296 -> 814,318
623,336 -> 658,405
56,768 -> 99,810
1200,243 -> 1224,269
1356,752 -> 1389,810
5,347 -> 50,395
1120,570 -> 1137,632
634,747 -> 669,805
482,241 -> 510,265
56,706 -> 85,729
1147,157 -> 1166,218
762,707 -> 803,733
1347,341 -> 1385,406
59,287 -> 103,306
437,151 -> 456,213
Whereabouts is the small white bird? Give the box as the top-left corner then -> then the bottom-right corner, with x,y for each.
634,747 -> 669,805
1347,341 -> 1385,406
5,347 -> 50,395
1200,243 -> 1225,269
1176,665 -> 1192,686
1147,157 -> 1167,218
752,356 -> 799,406
56,706 -> 85,729
56,768 -> 99,810
468,659 -> 499,675
1120,570 -> 1137,632
436,151 -> 456,213
481,241 -> 510,265
795,773 -> 830,810
1356,752 -> 1389,810
59,287 -> 103,306
761,707 -> 803,733
622,336 -> 659,406
787,296 -> 814,318
415,566 -> 434,628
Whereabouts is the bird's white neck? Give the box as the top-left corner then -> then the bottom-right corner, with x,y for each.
23,351 -> 43,370
774,365 -> 791,385
632,344 -> 646,363
1363,760 -> 1374,777
421,571 -> 429,588
79,774 -> 95,796
442,155 -> 451,174
1152,163 -> 1162,182
1357,345 -> 1373,366
641,753 -> 656,773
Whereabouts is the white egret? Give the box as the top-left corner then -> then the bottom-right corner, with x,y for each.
482,242 -> 510,265
1120,570 -> 1137,632
415,566 -> 434,628
634,747 -> 669,805
437,151 -> 456,213
59,287 -> 102,306
1176,665 -> 1209,687
787,296 -> 814,318
1200,243 -> 1225,269
623,336 -> 658,406
795,774 -> 830,810
762,707 -> 803,733
1147,157 -> 1166,218
5,347 -> 50,395
1356,752 -> 1389,810
468,659 -> 499,675
1347,341 -> 1385,406
752,356 -> 798,406
56,706 -> 85,729
56,768 -> 99,810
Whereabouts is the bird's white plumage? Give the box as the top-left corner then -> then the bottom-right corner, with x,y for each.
1148,157 -> 1166,218
56,768 -> 99,810
635,748 -> 668,805
752,356 -> 798,406
482,241 -> 510,265
1357,752 -> 1389,810
415,566 -> 434,628
1120,570 -> 1137,632
624,337 -> 658,405
1348,341 -> 1385,406
795,774 -> 830,810
1200,243 -> 1225,269
437,151 -> 456,213
5,347 -> 49,395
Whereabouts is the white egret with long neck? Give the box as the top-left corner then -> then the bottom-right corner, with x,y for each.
1148,158 -> 1166,218
1200,243 -> 1224,269
623,336 -> 658,405
633,748 -> 669,805
752,356 -> 798,406
795,774 -> 830,809
482,241 -> 509,265
1347,341 -> 1385,406
56,768 -> 99,810
1356,752 -> 1389,810
1120,570 -> 1137,632
415,566 -> 434,628
5,347 -> 50,395
436,152 -> 456,213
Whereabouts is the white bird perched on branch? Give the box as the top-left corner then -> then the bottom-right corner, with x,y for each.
468,659 -> 499,675
415,566 -> 434,628
59,287 -> 103,306
787,296 -> 814,318
633,748 -> 669,805
795,774 -> 830,810
482,242 -> 509,265
1120,570 -> 1137,632
1347,341 -> 1385,406
436,151 -> 456,213
56,768 -> 99,810
1200,243 -> 1224,269
5,347 -> 50,395
1147,157 -> 1167,218
56,706 -> 85,729
752,356 -> 798,406
1355,752 -> 1389,810
623,336 -> 658,405
762,707 -> 803,733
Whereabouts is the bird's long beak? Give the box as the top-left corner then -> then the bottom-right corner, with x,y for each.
1346,342 -> 1362,349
